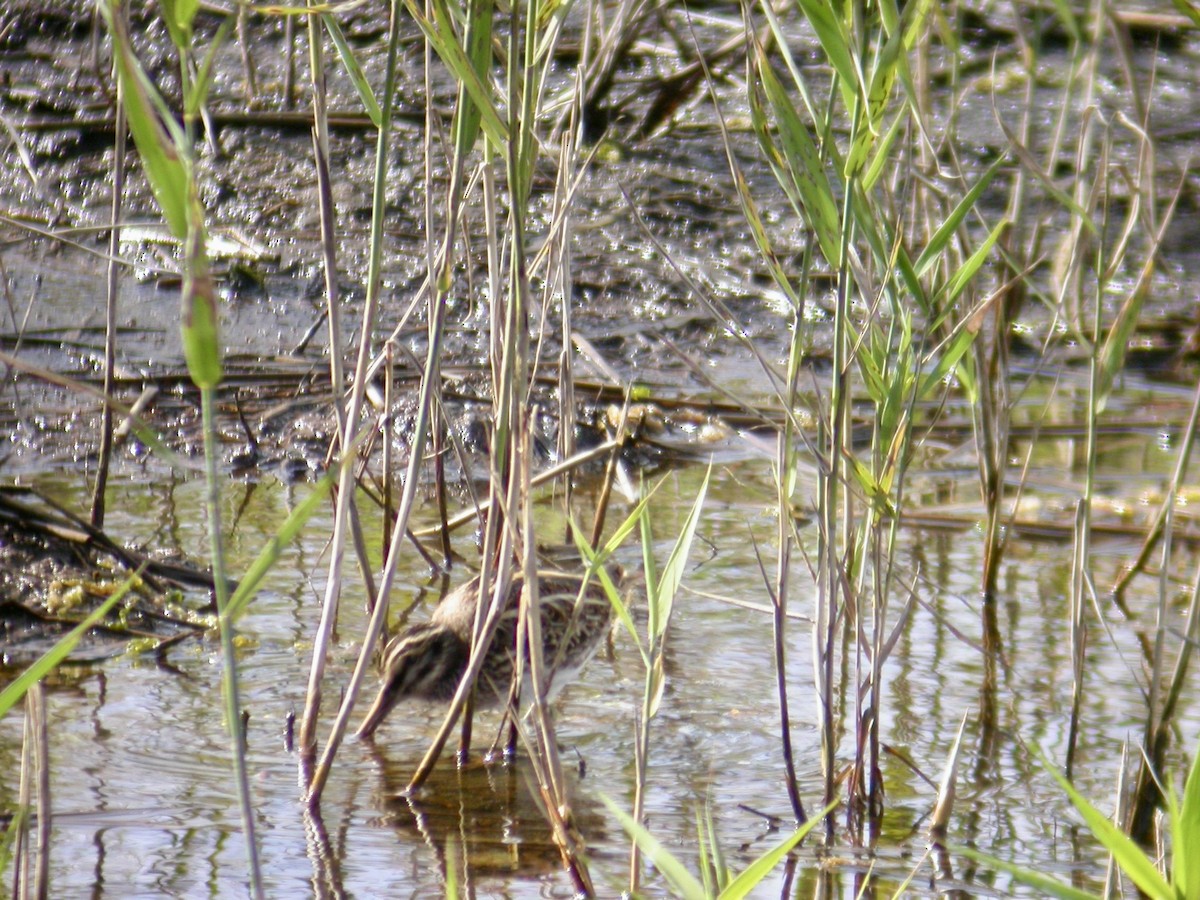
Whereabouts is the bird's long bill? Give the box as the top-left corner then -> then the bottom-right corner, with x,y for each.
356,682 -> 399,739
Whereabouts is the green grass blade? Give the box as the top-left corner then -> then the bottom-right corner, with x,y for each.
181,228 -> 223,390
918,325 -> 980,403
1173,746 -> 1200,899
1047,0 -> 1081,42
160,0 -> 200,51
639,483 -> 660,637
450,0 -> 494,156
944,218 -> 1008,305
0,571 -> 141,718
727,163 -> 802,311
600,482 -> 660,557
323,14 -> 381,126
1172,0 -> 1200,27
1095,283 -> 1146,414
753,2 -> 820,125
1041,757 -> 1174,900
845,15 -> 907,179
188,17 -> 233,120
847,178 -> 891,269
0,807 -> 25,876
856,331 -> 888,402
791,0 -> 862,113
653,466 -> 710,644
695,807 -> 716,895
719,805 -> 831,899
100,2 -> 190,238
225,470 -> 337,620
600,794 -> 708,900
999,115 -> 1098,236
892,242 -> 928,315
703,802 -> 729,891
954,847 -> 1099,900
567,519 -> 647,663
745,48 -> 806,223
913,156 -> 1006,280
751,43 -> 842,268
861,108 -> 905,191
401,0 -> 508,149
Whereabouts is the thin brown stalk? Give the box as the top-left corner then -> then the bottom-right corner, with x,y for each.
235,2 -> 258,104
382,346 -> 396,565
408,499 -> 513,791
282,12 -> 296,109
1128,496 -> 1181,844
411,437 -> 622,539
421,1 -> 452,575
307,12 -> 379,617
28,684 -> 49,900
1066,501 -> 1089,778
14,689 -> 32,899
91,44 -> 124,530
769,463 -> 807,824
301,801 -> 346,896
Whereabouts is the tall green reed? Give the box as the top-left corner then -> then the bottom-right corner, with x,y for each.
93,1 -> 348,890
728,0 -> 1002,831
97,2 -> 264,894
626,469 -> 709,892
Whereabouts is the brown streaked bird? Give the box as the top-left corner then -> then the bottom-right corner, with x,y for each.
356,560 -> 620,739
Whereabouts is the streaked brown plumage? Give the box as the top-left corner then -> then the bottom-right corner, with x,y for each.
357,561 -> 618,738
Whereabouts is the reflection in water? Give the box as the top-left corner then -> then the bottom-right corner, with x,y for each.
366,748 -> 607,896
302,802 -> 347,900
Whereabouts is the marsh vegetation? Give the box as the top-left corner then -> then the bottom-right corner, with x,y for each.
2,0 -> 1200,896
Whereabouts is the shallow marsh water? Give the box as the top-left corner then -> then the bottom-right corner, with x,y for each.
3,403 -> 1199,896
2,2 -> 1200,896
